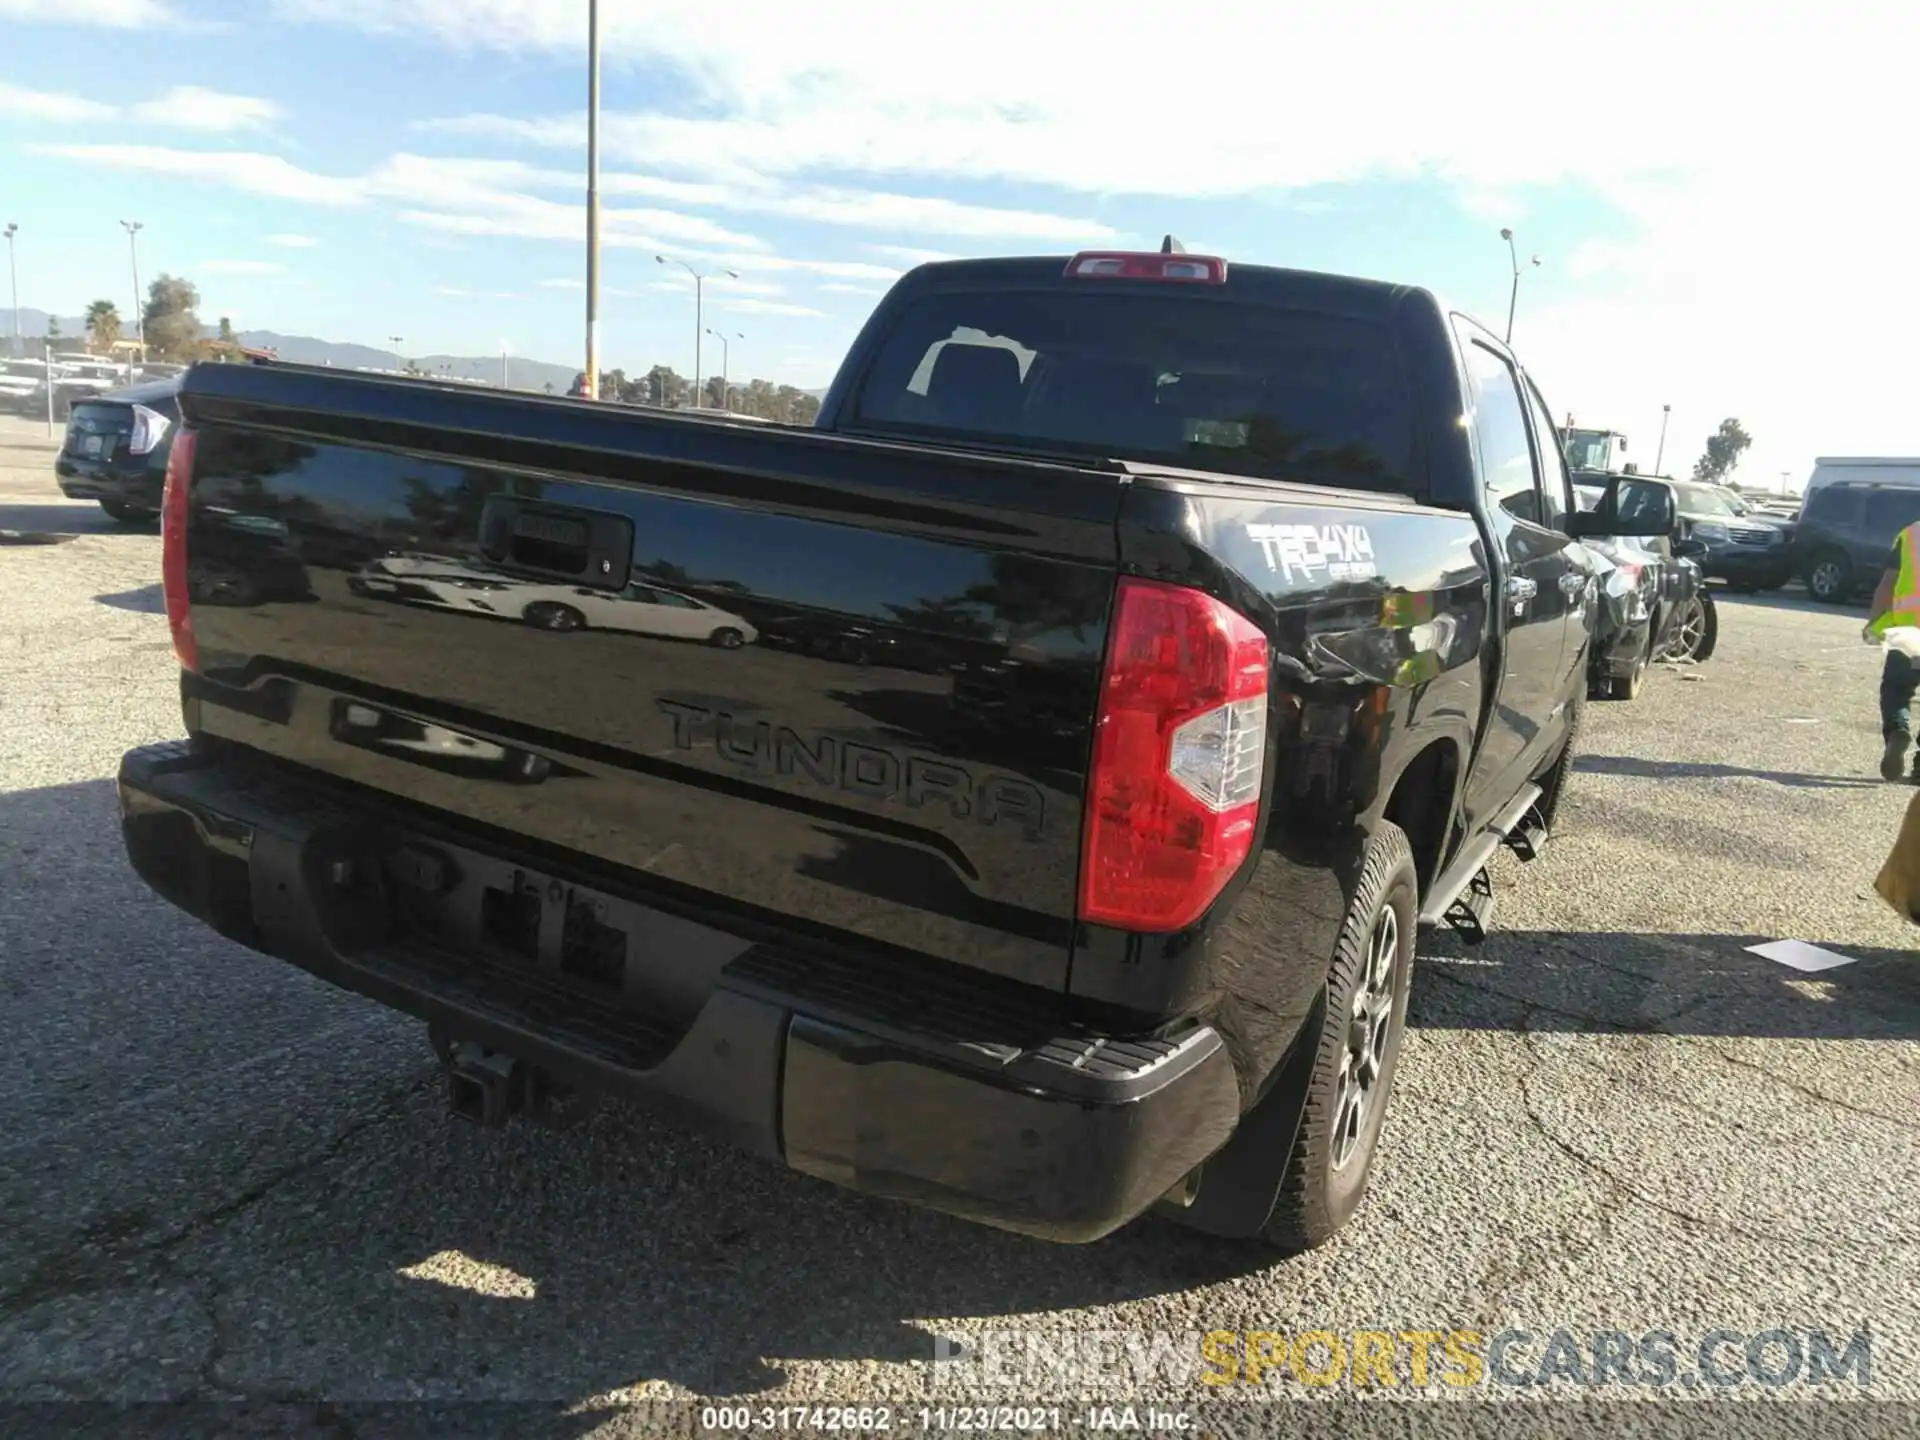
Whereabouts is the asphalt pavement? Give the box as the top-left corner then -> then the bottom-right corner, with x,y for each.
2,413 -> 1916,1432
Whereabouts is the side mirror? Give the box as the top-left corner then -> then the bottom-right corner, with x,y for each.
1569,475 -> 1677,540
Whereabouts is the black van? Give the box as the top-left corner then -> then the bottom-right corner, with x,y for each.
1792,482 -> 1920,602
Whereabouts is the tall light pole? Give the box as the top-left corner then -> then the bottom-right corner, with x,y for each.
500,341 -> 510,390
120,220 -> 145,354
4,223 -> 18,357
657,254 -> 737,406
388,335 -> 404,373
1499,227 -> 1541,345
707,328 -> 742,409
1653,403 -> 1671,476
584,0 -> 602,400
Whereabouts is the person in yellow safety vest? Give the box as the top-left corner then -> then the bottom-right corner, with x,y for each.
1865,520 -> 1920,780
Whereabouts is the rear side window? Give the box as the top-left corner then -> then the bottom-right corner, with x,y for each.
850,289 -> 1420,495
1865,488 -> 1920,539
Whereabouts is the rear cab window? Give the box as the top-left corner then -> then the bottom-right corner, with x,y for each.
849,285 -> 1423,498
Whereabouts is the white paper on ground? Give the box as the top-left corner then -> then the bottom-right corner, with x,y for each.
1746,939 -> 1860,973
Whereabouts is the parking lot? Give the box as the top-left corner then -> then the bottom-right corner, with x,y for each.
2,410 -> 1917,1423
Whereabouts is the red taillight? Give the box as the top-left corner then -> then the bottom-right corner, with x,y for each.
1064,251 -> 1228,284
161,426 -> 198,672
1078,577 -> 1270,932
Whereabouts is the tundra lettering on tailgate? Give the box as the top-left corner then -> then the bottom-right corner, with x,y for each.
656,699 -> 1045,839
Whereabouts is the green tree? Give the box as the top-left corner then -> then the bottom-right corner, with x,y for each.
776,385 -> 820,426
85,300 -> 121,353
1692,418 -> 1753,486
142,274 -> 202,358
217,316 -> 236,345
46,315 -> 62,342
644,365 -> 688,407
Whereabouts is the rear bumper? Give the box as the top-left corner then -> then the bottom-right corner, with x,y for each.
117,740 -> 1239,1242
54,453 -> 164,509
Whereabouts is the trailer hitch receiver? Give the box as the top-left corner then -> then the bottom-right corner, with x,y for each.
446,1042 -> 525,1128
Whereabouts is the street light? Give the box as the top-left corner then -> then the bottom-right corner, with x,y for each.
121,220 -> 144,353
1499,227 -> 1541,345
707,328 -> 743,410
657,254 -> 738,407
3,222 -> 18,357
584,0 -> 602,400
1654,403 -> 1671,476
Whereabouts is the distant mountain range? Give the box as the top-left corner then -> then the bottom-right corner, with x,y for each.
4,308 -> 826,398
5,308 -> 580,393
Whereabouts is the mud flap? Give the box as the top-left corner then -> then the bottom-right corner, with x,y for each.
1154,993 -> 1325,1239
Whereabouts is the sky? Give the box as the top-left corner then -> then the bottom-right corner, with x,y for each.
2,0 -> 1916,491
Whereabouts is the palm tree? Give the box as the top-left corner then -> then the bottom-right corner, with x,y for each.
85,300 -> 121,355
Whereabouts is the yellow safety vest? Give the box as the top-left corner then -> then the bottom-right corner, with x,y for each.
1871,523 -> 1920,636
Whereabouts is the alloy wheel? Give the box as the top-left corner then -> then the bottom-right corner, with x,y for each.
1666,598 -> 1708,661
1330,906 -> 1399,1173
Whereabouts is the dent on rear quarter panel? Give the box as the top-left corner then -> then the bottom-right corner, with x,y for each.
1074,478 -> 1487,1105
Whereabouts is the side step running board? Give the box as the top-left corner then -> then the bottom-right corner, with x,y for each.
1443,867 -> 1495,944
1417,782 -> 1542,944
1503,803 -> 1550,863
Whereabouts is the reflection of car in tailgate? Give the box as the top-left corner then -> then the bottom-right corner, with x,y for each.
351,554 -> 756,645
118,244 -> 1667,1252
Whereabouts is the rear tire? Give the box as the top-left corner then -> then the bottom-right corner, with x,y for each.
1531,691 -> 1583,834
709,626 -> 745,649
1260,821 -> 1418,1253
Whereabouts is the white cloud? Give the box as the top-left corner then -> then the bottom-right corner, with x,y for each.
864,244 -> 961,266
1,82 -> 275,132
200,259 -> 285,274
398,204 -> 760,251
599,170 -> 1112,242
273,0 -> 1916,481
0,81 -> 116,122
710,299 -> 826,318
818,282 -> 888,296
0,0 -> 175,23
266,233 -> 319,248
1514,156 -> 1920,491
708,253 -> 900,283
434,286 -> 523,299
410,154 -> 1112,245
277,4 -> 1915,200
650,272 -> 787,298
539,278 -> 583,289
130,86 -> 281,132
26,144 -> 366,204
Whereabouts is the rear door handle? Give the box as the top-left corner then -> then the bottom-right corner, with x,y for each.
1505,575 -> 1538,604
1558,571 -> 1587,595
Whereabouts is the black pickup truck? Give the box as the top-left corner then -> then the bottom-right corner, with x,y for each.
118,245 -> 1671,1251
